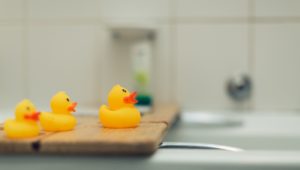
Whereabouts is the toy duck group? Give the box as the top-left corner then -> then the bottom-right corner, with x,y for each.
3,85 -> 141,139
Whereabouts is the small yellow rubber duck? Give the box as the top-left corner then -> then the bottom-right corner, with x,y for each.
40,91 -> 77,132
4,99 -> 40,139
99,85 -> 141,128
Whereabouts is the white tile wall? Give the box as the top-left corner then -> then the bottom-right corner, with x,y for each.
1,0 -> 300,111
153,24 -> 174,104
176,24 -> 248,110
176,0 -> 249,18
101,36 -> 135,97
28,0 -> 102,19
0,0 -> 24,20
100,0 -> 170,20
27,25 -> 104,108
254,24 -> 300,110
255,0 -> 300,17
0,26 -> 25,109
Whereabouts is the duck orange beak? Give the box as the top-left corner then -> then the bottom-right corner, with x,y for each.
68,102 -> 77,112
124,91 -> 138,104
24,111 -> 40,121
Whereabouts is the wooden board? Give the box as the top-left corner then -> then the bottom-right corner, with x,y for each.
142,104 -> 180,126
0,104 -> 179,155
39,123 -> 167,154
0,131 -> 52,153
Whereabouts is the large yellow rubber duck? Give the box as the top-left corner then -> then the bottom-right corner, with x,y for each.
99,85 -> 141,128
4,99 -> 40,139
40,91 -> 77,132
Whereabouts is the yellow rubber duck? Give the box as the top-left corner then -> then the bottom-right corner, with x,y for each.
4,99 -> 40,139
99,85 -> 141,128
40,91 -> 77,132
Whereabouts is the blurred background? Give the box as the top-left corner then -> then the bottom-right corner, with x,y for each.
0,0 -> 300,113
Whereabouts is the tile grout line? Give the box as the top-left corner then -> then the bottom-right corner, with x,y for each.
93,22 -> 107,106
3,17 -> 300,26
169,0 -> 178,104
248,0 -> 255,110
21,0 -> 29,99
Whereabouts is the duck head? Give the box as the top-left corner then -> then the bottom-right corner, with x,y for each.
50,91 -> 77,114
15,99 -> 40,122
108,85 -> 138,110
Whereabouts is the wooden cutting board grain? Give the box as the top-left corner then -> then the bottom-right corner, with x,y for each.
0,104 -> 179,155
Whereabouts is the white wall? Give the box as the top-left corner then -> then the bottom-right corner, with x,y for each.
0,0 -> 300,111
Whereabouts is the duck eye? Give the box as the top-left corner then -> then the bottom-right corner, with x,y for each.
122,89 -> 127,93
66,98 -> 70,102
26,107 -> 30,111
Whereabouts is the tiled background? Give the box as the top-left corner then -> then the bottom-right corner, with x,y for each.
0,0 -> 300,111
